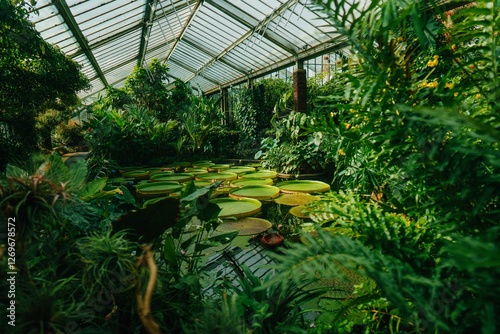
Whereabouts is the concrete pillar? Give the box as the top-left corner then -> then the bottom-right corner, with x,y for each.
293,59 -> 307,112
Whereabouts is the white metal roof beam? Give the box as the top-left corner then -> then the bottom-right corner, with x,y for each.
184,0 -> 300,83
204,37 -> 349,95
168,59 -> 220,86
52,0 -> 109,86
164,0 -> 204,61
71,1 -> 193,59
181,38 -> 247,75
206,0 -> 298,55
138,0 -> 159,66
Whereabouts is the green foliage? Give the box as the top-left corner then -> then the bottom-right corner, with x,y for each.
261,1 -> 500,332
221,265 -> 323,334
94,59 -> 193,122
77,230 -> 138,300
84,104 -> 177,165
0,0 -> 89,167
257,111 -> 330,174
182,293 -> 247,334
232,78 -> 291,157
178,95 -> 223,156
52,119 -> 86,148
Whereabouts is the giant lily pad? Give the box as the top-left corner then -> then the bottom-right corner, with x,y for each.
196,172 -> 238,182
168,161 -> 191,168
240,170 -> 277,179
136,181 -> 183,197
276,180 -> 330,193
230,178 -> 274,187
208,164 -> 231,172
217,217 -> 272,236
119,166 -> 144,174
184,168 -> 209,176
227,166 -> 256,175
228,185 -> 280,200
149,170 -> 174,177
274,193 -> 320,206
289,205 -> 311,219
193,180 -> 211,188
122,170 -> 149,180
192,162 -> 214,169
143,167 -> 166,173
211,197 -> 262,218
150,173 -> 194,183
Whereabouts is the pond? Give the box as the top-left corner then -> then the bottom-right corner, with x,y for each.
108,160 -> 332,250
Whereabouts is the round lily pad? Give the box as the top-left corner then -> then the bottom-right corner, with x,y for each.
149,170 -> 174,177
150,173 -> 194,183
208,164 -> 231,172
274,193 -> 320,206
192,162 -> 214,168
211,197 -> 262,219
228,185 -> 280,200
122,170 -> 149,180
227,166 -> 256,175
168,161 -> 192,168
276,180 -> 330,193
240,170 -> 277,179
143,167 -> 165,173
184,168 -> 209,175
196,172 -> 238,182
136,182 -> 183,197
119,166 -> 144,174
230,178 -> 274,187
289,205 -> 311,219
217,217 -> 272,236
193,180 -> 211,188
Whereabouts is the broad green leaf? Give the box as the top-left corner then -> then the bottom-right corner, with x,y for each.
79,177 -> 107,200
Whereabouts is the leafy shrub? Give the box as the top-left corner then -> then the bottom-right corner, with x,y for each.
52,120 -> 85,148
84,104 -> 177,166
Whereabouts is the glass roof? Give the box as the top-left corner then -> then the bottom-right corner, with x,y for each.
27,0 -> 365,104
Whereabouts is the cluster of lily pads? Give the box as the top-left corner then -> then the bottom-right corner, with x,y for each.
111,161 -> 332,245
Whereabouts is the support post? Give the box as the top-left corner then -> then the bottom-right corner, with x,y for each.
293,59 -> 307,112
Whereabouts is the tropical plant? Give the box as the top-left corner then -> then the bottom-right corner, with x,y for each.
84,104 -> 177,165
266,0 -> 500,332
178,95 -> 223,156
256,111 -> 330,175
0,0 -> 89,169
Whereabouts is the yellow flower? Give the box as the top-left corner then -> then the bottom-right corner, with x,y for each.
476,93 -> 481,99
330,111 -> 334,118
349,108 -> 355,113
419,80 -> 428,88
444,82 -> 454,89
345,123 -> 351,130
338,149 -> 346,156
426,81 -> 438,89
454,92 -> 459,97
427,55 -> 439,67
451,44 -> 457,51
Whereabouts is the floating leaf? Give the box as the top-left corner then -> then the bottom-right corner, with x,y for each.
276,180 -> 330,193
217,217 -> 272,236
228,185 -> 280,200
274,193 -> 320,206
211,197 -> 262,219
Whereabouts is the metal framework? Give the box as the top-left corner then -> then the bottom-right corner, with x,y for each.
27,0 -> 365,103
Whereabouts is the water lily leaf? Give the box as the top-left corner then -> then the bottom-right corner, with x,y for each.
274,193 -> 320,206
217,218 -> 272,236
